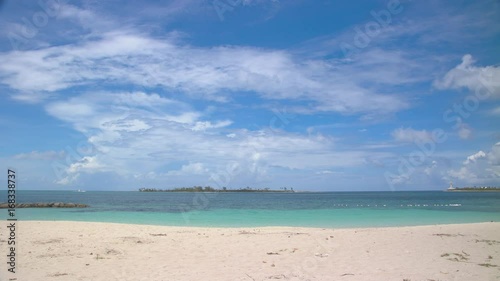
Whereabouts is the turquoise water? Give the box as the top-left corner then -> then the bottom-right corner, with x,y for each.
2,191 -> 500,228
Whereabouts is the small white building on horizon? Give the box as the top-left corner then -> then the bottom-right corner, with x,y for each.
447,182 -> 456,190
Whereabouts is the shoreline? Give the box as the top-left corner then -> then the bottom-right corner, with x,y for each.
6,218 -> 500,229
1,221 -> 499,280
8,207 -> 500,228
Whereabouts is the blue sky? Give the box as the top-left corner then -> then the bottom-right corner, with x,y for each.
0,0 -> 499,191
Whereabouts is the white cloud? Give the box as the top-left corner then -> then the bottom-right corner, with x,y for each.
391,127 -> 433,143
314,170 -> 345,175
191,120 -> 232,132
434,54 -> 500,98
424,160 -> 437,176
55,156 -> 104,185
386,174 -> 410,185
47,102 -> 95,119
167,163 -> 209,176
0,29 -> 407,115
13,150 -> 65,160
447,166 -> 477,181
55,173 -> 80,185
41,91 -> 378,187
45,92 -> 193,132
102,119 -> 151,132
463,150 -> 486,165
67,156 -> 102,173
447,143 -> 500,185
457,122 -> 473,140
488,142 -> 500,166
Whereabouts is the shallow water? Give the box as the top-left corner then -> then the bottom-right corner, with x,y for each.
2,191 -> 500,228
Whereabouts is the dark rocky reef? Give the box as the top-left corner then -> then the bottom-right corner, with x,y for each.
0,202 -> 89,208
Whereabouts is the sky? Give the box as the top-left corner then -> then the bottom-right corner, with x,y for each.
0,0 -> 499,191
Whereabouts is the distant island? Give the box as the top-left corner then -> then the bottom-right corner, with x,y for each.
139,186 -> 295,193
446,186 -> 500,192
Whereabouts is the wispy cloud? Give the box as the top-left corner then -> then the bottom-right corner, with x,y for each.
0,4 -> 408,116
391,127 -> 433,143
14,150 -> 66,160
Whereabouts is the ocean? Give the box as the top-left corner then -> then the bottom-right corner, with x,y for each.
2,190 -> 500,228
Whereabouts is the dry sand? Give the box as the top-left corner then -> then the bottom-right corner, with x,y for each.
0,221 -> 499,281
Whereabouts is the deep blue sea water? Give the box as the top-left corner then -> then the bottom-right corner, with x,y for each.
1,191 -> 500,228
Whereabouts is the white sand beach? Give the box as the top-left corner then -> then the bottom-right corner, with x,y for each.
0,221 -> 499,281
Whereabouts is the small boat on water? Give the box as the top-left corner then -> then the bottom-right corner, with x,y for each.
76,189 -> 86,193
